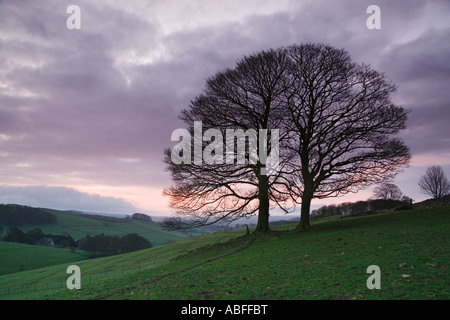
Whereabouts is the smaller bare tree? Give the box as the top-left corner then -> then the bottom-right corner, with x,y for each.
418,165 -> 450,199
373,183 -> 403,200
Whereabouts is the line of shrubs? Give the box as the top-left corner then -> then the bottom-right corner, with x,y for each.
0,226 -> 153,257
311,199 -> 413,219
1,227 -> 76,247
77,233 -> 153,257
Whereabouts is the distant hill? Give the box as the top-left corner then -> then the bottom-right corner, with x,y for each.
0,241 -> 88,276
131,213 -> 152,221
0,204 -> 189,246
1,206 -> 448,300
79,213 -> 129,222
413,194 -> 450,209
0,204 -> 57,226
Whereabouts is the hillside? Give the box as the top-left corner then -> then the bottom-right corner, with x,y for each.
413,194 -> 450,209
0,205 -> 189,246
0,206 -> 448,300
0,242 -> 89,276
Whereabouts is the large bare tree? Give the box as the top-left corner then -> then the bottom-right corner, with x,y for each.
418,165 -> 450,199
164,43 -> 411,233
283,43 -> 411,230
163,48 -> 295,233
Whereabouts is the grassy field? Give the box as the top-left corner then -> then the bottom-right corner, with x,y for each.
0,206 -> 448,300
11,209 -> 190,245
0,241 -> 89,276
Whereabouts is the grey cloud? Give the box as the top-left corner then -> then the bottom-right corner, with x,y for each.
378,28 -> 450,155
0,185 -> 139,214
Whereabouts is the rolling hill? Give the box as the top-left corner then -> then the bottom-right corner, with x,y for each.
0,205 -> 190,246
0,241 -> 89,276
0,205 -> 448,300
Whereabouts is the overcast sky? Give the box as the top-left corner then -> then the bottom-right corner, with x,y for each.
0,0 -> 449,216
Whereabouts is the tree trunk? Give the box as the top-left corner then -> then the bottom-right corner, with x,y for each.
255,174 -> 270,233
297,193 -> 312,230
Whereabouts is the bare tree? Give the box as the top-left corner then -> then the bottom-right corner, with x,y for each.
283,43 -> 411,230
418,165 -> 450,199
163,48 -> 295,233
164,43 -> 411,233
373,183 -> 403,200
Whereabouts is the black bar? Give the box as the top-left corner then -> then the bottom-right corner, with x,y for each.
0,300 -> 444,319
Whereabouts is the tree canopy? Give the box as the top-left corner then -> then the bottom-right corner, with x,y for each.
164,42 -> 411,232
373,183 -> 403,201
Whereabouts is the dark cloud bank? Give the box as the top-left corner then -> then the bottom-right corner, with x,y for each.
0,185 -> 139,214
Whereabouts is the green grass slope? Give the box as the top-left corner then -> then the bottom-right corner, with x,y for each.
1,206 -> 448,300
0,228 -> 239,299
0,241 -> 89,276
15,209 -> 189,245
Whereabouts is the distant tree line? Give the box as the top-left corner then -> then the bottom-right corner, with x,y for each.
311,198 -> 412,219
78,212 -> 154,223
79,213 -> 129,223
77,233 -> 152,256
131,213 -> 152,221
0,204 -> 57,226
1,227 -> 76,247
1,226 -> 153,256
